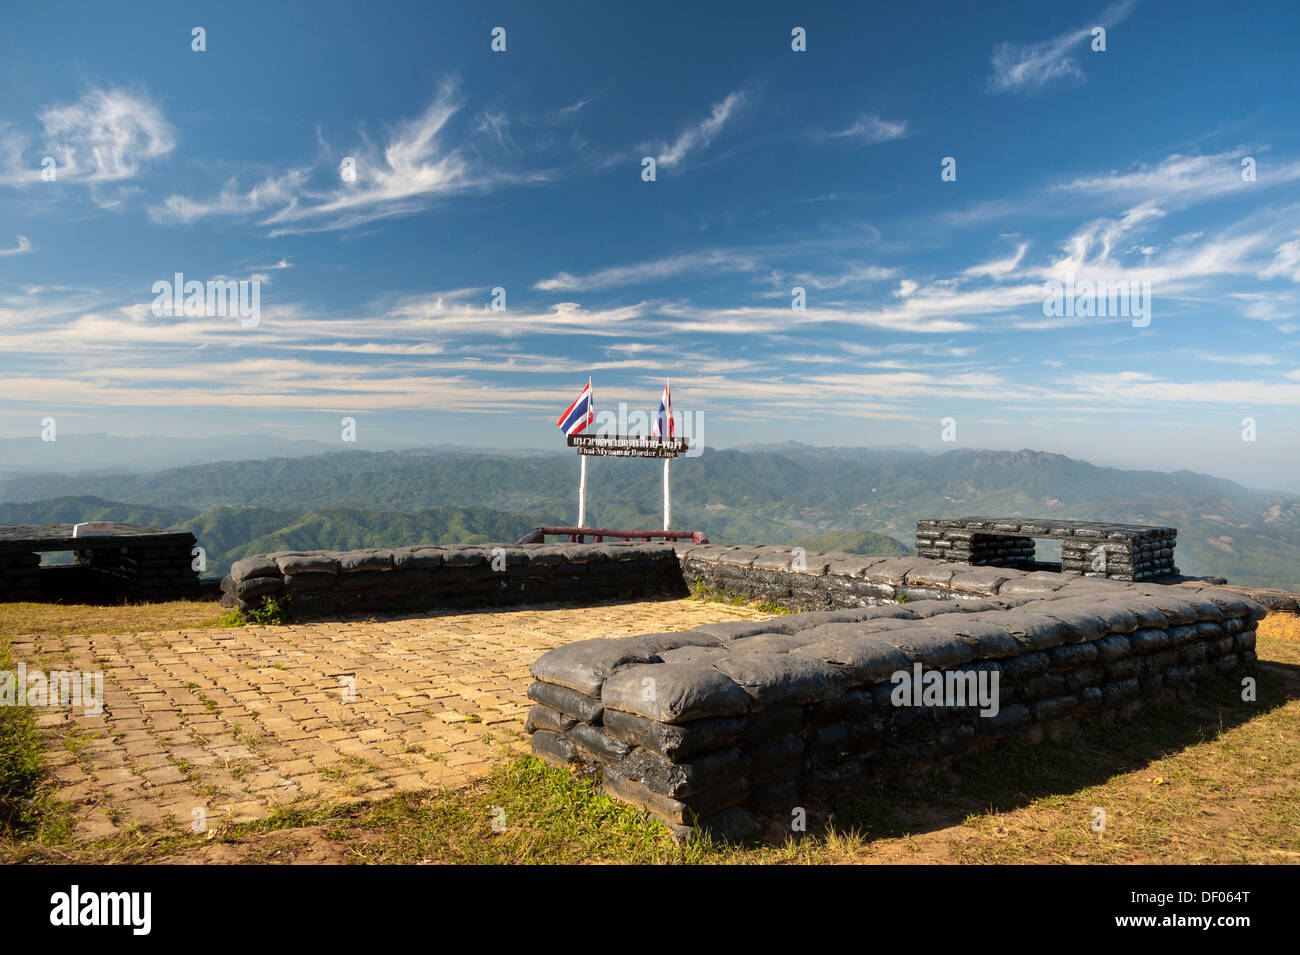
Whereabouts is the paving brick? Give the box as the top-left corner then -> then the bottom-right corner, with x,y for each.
20,598 -> 770,835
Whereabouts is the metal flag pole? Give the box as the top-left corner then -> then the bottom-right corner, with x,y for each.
578,454 -> 588,528
663,456 -> 670,530
579,377 -> 591,528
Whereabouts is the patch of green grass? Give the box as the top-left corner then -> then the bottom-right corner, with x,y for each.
0,635 -> 45,833
242,596 -> 294,627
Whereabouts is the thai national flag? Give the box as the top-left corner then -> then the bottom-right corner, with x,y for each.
651,379 -> 673,438
557,379 -> 594,435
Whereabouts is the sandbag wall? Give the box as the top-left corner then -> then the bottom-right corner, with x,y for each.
80,542 -> 202,601
528,580 -> 1263,841
219,542 -> 686,618
676,543 -> 1030,611
0,551 -> 41,601
916,518 -> 1178,582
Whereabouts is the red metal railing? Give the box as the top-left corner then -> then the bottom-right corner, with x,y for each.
515,526 -> 708,545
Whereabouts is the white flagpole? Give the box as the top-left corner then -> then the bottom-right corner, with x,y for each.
578,454 -> 588,529
663,456 -> 670,530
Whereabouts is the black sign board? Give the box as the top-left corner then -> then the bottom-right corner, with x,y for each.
567,434 -> 689,458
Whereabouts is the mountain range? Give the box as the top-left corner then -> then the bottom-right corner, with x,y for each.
1,444 -> 1297,588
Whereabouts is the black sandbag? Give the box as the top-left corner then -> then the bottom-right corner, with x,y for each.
529,637 -> 661,696
1063,667 -> 1102,692
808,719 -> 884,761
1046,642 -> 1100,671
526,680 -> 604,723
791,635 -> 910,684
1094,634 -> 1133,662
618,746 -> 748,798
980,703 -> 1030,735
710,652 -> 853,706
601,766 -> 748,825
997,612 -> 1075,651
794,618 -> 915,644
1166,624 -> 1200,646
1194,620 -> 1225,642
1103,658 -> 1141,681
1142,593 -> 1201,626
569,722 -> 631,762
276,553 -> 341,575
393,547 -> 445,570
1016,673 -> 1067,702
1080,600 -> 1141,634
524,704 -> 576,734
746,737 -> 805,781
233,575 -> 283,601
1129,628 -> 1170,654
804,754 -> 871,796
919,617 -> 1020,659
601,708 -> 744,760
1100,678 -> 1140,706
742,706 -> 806,743
747,780 -> 801,812
735,632 -> 824,654
530,730 -> 576,766
656,645 -> 731,665
694,806 -> 759,842
230,555 -> 280,580
1035,607 -> 1109,643
1202,589 -> 1265,621
693,619 -> 798,642
601,663 -> 751,723
640,631 -> 724,652
1112,598 -> 1175,630
870,627 -> 977,669
809,687 -> 874,726
283,572 -> 336,594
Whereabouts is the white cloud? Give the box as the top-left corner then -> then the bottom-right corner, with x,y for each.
818,113 -> 908,144
964,242 -> 1029,278
35,88 -> 174,182
1055,150 -> 1300,204
1261,238 -> 1300,282
534,250 -> 760,292
0,235 -> 31,257
989,0 -> 1134,93
0,88 -> 175,206
150,170 -> 306,225
153,79 -> 548,233
655,92 -> 745,168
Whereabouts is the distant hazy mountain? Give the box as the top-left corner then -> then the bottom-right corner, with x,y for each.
1,446 -> 1298,589
0,433 -> 354,474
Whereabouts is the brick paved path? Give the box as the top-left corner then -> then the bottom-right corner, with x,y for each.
13,599 -> 768,840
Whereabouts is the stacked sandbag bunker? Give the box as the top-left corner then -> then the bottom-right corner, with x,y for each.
528,581 -> 1263,840
220,541 -> 685,618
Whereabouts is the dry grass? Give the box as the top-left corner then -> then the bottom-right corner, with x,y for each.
0,599 -> 226,641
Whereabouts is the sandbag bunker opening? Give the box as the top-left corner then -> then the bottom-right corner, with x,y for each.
526,582 -> 1263,842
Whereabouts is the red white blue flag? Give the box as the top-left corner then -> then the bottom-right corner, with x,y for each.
651,379 -> 673,438
557,378 -> 594,435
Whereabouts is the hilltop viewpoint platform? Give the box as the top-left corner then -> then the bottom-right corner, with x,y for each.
217,535 -> 1265,842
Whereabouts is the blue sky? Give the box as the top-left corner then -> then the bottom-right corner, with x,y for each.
2,0 -> 1300,488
